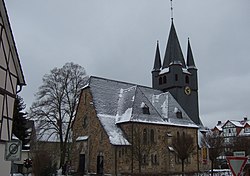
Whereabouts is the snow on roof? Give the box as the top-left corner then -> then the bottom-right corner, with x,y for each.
229,120 -> 244,127
86,76 -> 198,145
98,114 -> 130,145
168,146 -> 175,152
159,67 -> 169,74
214,123 -> 224,131
222,120 -> 244,128
182,68 -> 191,75
76,136 -> 89,141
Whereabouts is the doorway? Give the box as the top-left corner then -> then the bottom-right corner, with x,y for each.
78,154 -> 85,174
97,155 -> 104,174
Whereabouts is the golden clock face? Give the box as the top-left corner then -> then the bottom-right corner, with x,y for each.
184,86 -> 191,95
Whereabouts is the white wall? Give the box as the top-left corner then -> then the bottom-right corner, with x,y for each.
0,143 -> 11,175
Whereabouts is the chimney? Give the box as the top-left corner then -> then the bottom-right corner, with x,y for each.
244,117 -> 247,121
217,121 -> 222,125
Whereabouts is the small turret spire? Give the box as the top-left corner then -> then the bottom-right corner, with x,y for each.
153,41 -> 162,71
187,38 -> 196,68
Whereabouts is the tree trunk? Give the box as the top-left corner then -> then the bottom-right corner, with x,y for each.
211,160 -> 214,176
60,142 -> 66,168
138,159 -> 141,173
181,160 -> 184,176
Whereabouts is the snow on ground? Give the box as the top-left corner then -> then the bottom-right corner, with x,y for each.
12,169 -> 233,176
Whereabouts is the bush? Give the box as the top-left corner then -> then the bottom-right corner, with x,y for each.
32,150 -> 57,176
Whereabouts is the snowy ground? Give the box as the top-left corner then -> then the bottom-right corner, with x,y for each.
12,169 -> 233,176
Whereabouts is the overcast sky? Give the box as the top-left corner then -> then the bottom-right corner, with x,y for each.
5,0 -> 250,128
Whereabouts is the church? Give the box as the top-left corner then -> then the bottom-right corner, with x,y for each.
71,18 -> 208,175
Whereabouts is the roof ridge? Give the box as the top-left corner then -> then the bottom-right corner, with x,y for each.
89,75 -> 158,90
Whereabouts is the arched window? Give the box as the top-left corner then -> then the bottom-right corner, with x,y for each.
185,76 -> 189,84
175,74 -> 178,81
143,129 -> 147,144
154,154 -> 158,164
151,154 -> 158,164
159,77 -> 162,85
142,154 -> 147,164
177,131 -> 180,139
150,129 -> 155,144
163,76 -> 167,84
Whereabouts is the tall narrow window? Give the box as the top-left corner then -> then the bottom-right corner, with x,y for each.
177,131 -> 180,140
159,77 -> 162,85
150,129 -> 155,144
154,155 -> 158,164
163,76 -> 167,84
182,131 -> 185,140
142,154 -> 147,164
175,74 -> 178,81
143,129 -> 147,144
185,76 -> 189,84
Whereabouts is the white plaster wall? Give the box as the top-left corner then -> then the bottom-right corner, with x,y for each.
0,143 -> 11,175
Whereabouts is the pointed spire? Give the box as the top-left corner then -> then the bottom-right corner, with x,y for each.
153,41 -> 162,71
187,38 -> 196,68
162,21 -> 186,68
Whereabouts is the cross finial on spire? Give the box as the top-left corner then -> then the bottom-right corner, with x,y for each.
170,0 -> 174,21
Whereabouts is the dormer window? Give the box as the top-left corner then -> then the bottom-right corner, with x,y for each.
141,102 -> 150,114
174,107 -> 182,118
176,111 -> 182,118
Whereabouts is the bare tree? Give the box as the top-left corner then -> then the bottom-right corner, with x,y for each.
232,136 -> 250,156
130,125 -> 152,173
172,132 -> 195,176
203,131 -> 224,176
33,149 -> 57,176
30,62 -> 88,167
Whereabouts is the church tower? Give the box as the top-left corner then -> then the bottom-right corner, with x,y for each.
151,20 -> 201,125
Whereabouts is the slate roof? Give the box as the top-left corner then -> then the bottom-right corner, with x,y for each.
162,21 -> 186,68
84,76 -> 198,145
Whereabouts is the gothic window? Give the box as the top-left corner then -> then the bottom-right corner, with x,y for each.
159,77 -> 162,85
154,155 -> 158,164
163,76 -> 167,84
83,115 -> 89,128
142,154 -> 147,165
83,93 -> 86,105
150,129 -> 155,144
177,131 -> 180,139
119,150 -> 122,158
151,154 -> 158,164
143,129 -> 147,144
185,76 -> 189,84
